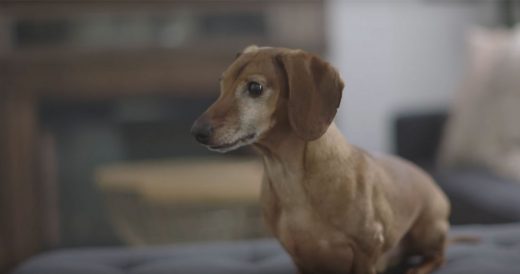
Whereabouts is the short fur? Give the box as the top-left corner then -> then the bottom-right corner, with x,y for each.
191,46 -> 450,274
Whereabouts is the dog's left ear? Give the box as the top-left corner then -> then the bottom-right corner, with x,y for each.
276,50 -> 344,141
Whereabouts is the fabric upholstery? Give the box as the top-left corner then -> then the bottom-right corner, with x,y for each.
432,168 -> 520,224
12,223 -> 520,274
394,111 -> 447,167
394,111 -> 520,224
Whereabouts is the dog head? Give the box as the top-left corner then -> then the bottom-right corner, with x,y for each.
191,45 -> 344,152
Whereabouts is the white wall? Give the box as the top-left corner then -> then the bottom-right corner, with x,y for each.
326,1 -> 498,153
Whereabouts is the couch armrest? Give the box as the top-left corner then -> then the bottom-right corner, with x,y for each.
393,111 -> 448,167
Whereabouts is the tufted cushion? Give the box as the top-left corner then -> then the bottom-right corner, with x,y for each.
13,223 -> 520,274
13,240 -> 294,274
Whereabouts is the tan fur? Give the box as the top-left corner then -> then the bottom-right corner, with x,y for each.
192,46 -> 451,274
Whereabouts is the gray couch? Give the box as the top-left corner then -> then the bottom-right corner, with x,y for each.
12,223 -> 520,274
395,112 -> 520,224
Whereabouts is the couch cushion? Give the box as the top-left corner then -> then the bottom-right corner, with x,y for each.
13,240 -> 294,274
433,168 -> 520,223
445,223 -> 520,274
12,223 -> 520,274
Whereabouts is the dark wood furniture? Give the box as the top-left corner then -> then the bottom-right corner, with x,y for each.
0,1 -> 325,272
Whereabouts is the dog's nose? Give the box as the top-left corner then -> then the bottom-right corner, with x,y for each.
191,121 -> 213,145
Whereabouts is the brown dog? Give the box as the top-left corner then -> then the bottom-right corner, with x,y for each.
191,45 -> 450,274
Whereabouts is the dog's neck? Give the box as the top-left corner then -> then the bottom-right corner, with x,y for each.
256,121 -> 353,164
254,122 -> 356,208
254,124 -> 306,173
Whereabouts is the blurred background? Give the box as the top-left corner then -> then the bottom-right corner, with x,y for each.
1,0 -> 520,273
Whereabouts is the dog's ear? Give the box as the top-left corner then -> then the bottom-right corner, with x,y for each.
276,50 -> 344,141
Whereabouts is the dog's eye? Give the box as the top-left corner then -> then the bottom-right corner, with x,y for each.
247,81 -> 263,97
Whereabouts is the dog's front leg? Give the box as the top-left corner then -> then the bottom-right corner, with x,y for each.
352,250 -> 378,274
294,245 -> 355,274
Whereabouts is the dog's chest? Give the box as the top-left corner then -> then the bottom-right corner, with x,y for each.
275,208 -> 353,264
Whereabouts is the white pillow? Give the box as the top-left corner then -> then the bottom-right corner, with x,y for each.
439,27 -> 520,181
